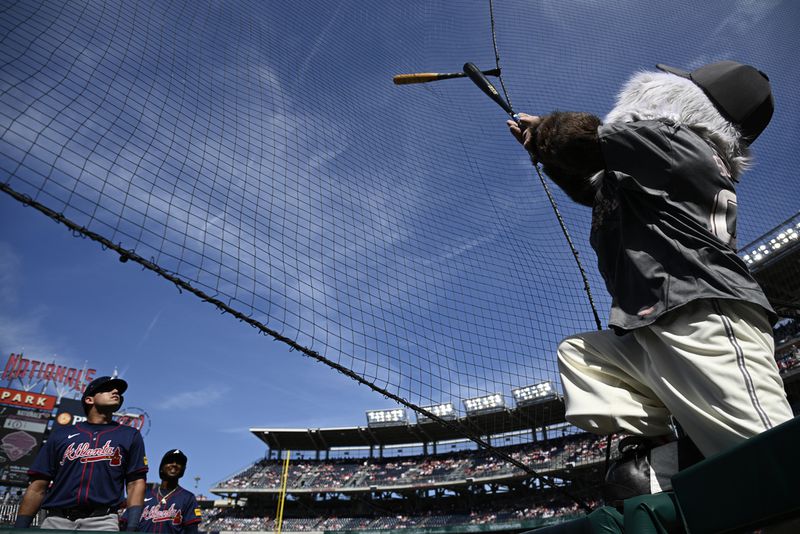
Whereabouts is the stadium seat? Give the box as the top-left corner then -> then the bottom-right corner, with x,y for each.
523,493 -> 681,533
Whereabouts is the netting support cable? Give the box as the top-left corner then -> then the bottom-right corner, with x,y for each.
488,0 -> 602,333
489,0 -> 514,115
488,0 -> 605,511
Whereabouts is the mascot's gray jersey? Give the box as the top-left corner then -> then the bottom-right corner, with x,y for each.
591,119 -> 775,331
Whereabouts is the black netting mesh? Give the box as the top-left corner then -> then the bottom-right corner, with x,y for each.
2,0 -> 798,471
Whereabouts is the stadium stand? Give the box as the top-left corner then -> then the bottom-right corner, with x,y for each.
201,492 -> 603,532
213,433 -> 614,493
0,492 -> 22,527
205,429 -> 611,532
774,317 -> 800,415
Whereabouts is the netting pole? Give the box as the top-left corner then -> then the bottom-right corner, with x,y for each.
275,450 -> 290,534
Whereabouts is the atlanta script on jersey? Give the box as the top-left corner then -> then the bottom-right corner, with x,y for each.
28,421 -> 148,509
123,484 -> 202,533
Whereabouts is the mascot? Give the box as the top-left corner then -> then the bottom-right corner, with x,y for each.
508,61 -> 792,503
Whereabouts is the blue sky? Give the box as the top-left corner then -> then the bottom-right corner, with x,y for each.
2,0 -> 799,498
0,192 -> 384,495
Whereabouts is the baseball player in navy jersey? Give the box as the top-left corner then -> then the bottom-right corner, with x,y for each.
507,61 -> 793,494
121,449 -> 202,534
14,376 -> 148,530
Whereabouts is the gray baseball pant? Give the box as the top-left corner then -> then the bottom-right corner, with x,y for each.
557,298 -> 793,458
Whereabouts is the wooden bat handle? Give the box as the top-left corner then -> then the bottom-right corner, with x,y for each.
392,68 -> 500,85
393,72 -> 459,85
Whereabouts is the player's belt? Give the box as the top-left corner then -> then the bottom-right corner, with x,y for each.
47,506 -> 116,521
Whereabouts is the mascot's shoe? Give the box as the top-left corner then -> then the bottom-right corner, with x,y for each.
603,436 -> 663,507
603,434 -> 703,508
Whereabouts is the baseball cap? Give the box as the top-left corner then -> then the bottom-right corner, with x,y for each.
160,449 -> 188,478
656,60 -> 773,144
161,449 -> 187,465
83,376 -> 128,399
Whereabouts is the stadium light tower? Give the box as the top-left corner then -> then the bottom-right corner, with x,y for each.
366,408 -> 408,428
416,402 -> 457,424
741,218 -> 800,266
463,393 -> 506,415
512,381 -> 557,407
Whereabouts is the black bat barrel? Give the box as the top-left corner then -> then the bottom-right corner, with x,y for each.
463,63 -> 514,117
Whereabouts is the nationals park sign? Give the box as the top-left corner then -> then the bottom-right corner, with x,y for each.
2,353 -> 97,394
0,388 -> 56,410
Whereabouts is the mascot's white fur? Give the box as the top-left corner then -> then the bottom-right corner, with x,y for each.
605,71 -> 751,179
524,69 -> 755,206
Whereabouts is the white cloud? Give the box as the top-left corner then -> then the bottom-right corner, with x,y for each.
0,312 -> 58,360
294,1 -> 344,84
158,385 -> 229,410
0,242 -> 65,360
217,426 -> 252,434
0,242 -> 21,307
136,311 -> 162,349
684,0 -> 781,66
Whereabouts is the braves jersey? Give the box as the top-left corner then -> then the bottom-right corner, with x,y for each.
28,421 -> 148,509
123,484 -> 201,533
592,120 -> 775,331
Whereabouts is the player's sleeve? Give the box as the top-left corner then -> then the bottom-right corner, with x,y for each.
125,429 -> 149,481
27,428 -> 58,480
183,495 -> 202,526
599,121 -> 675,191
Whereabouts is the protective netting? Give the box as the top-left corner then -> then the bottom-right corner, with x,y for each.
2,0 -> 798,450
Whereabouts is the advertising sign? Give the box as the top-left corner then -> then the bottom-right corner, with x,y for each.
55,398 -> 151,436
2,353 -> 96,394
0,407 -> 49,486
53,397 -> 85,427
0,387 -> 56,411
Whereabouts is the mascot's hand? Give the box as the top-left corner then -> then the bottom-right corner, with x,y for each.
507,113 -> 543,158
509,111 -> 604,207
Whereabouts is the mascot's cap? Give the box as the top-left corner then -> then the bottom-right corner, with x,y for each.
656,60 -> 773,144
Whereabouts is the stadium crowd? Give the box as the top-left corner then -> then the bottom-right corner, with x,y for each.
200,496 -> 602,531
776,344 -> 800,373
775,318 -> 800,374
774,317 -> 800,345
216,433 -> 614,492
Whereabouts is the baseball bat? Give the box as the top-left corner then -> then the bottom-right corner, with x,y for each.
462,62 -> 518,121
393,68 -> 500,85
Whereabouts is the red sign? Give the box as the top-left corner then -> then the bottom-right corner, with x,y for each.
0,388 -> 57,410
115,412 -> 146,431
2,353 -> 96,393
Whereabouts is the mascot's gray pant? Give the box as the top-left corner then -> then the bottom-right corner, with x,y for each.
558,299 -> 793,459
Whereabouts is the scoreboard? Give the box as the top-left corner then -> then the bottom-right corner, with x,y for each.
0,406 -> 51,486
